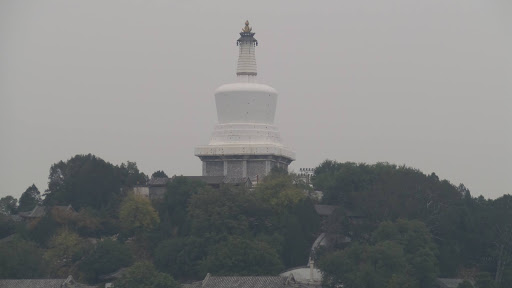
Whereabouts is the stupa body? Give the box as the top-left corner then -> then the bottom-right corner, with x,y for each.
195,21 -> 295,180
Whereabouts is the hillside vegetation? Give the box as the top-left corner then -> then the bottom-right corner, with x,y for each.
0,156 -> 510,288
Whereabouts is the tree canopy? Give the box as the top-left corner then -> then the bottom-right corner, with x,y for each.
119,194 -> 159,236
0,196 -> 17,215
44,154 -> 147,211
319,220 -> 438,288
2,155 -> 511,288
18,184 -> 41,212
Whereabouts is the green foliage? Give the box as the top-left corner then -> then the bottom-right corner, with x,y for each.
254,172 -> 306,212
311,160 -> 507,278
319,220 -> 438,288
120,161 -> 149,187
0,214 -> 17,238
14,154 -> 512,285
44,154 -> 122,211
200,236 -> 284,276
188,186 -> 250,238
0,195 -> 18,215
44,154 -> 147,212
114,261 -> 180,288
27,213 -> 59,245
44,229 -> 91,277
373,220 -> 437,255
0,237 -> 45,278
18,184 -> 41,212
79,239 -> 133,283
152,170 -> 168,178
119,194 -> 160,235
280,200 -> 320,267
312,161 -> 462,221
154,237 -> 207,280
156,176 -> 206,238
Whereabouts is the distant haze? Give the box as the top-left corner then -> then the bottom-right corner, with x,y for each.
1,0 -> 511,199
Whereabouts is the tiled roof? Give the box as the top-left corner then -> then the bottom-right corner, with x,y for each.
201,275 -> 292,288
0,276 -> 94,288
0,234 -> 17,244
313,205 -> 338,216
0,279 -> 65,288
17,205 -> 77,219
99,267 -> 128,280
53,205 -> 74,212
18,205 -> 46,218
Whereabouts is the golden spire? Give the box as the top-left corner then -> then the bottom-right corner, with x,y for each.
242,20 -> 252,33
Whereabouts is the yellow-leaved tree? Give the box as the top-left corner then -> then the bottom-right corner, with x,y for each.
254,171 -> 306,212
119,195 -> 159,236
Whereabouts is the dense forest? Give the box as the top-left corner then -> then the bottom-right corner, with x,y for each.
0,155 -> 510,288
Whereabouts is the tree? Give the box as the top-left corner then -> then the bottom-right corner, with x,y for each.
119,194 -> 159,235
44,229 -> 90,277
156,176 -> 206,238
44,154 -> 123,211
0,237 -> 45,278
188,186 -> 250,238
254,172 -> 306,212
0,214 -> 17,238
18,184 -> 41,212
0,195 -> 17,215
200,236 -> 284,276
279,200 -> 320,267
26,212 -> 59,245
152,170 -> 168,178
114,262 -> 180,288
120,161 -> 148,187
318,220 -> 438,288
79,239 -> 133,283
154,237 -> 207,280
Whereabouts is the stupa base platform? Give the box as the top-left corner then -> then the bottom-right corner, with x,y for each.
196,153 -> 293,180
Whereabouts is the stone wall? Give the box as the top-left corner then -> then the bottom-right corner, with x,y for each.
203,157 -> 289,179
205,161 -> 224,176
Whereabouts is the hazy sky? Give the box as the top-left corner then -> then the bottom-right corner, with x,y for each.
1,0 -> 511,200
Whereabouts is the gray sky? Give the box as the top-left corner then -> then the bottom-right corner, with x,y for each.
1,0 -> 511,200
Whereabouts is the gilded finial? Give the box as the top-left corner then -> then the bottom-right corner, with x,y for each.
242,20 -> 252,33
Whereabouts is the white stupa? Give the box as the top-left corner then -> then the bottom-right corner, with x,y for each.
195,21 -> 295,180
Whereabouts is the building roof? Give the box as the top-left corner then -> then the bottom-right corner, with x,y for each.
18,205 -> 46,218
0,279 -> 65,288
0,276 -> 93,288
200,275 -> 293,288
17,205 -> 76,219
0,233 -> 17,244
99,267 -> 128,281
313,205 -> 338,216
279,267 -> 322,284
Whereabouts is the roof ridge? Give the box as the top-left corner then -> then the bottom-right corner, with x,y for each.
202,273 -> 211,287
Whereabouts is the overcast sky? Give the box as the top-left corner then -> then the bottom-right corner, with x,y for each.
1,0 -> 511,200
